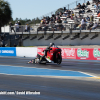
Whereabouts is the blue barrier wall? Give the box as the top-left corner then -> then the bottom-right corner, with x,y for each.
0,47 -> 16,56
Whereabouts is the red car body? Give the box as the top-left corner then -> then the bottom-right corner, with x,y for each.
38,46 -> 62,64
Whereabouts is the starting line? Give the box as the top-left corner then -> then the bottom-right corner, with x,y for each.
0,65 -> 94,77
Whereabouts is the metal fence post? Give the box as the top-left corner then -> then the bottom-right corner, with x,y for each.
76,1 -> 77,7
84,0 -> 85,3
68,4 -> 69,10
70,23 -> 72,36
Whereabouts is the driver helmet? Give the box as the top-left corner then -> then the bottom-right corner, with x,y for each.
50,43 -> 55,46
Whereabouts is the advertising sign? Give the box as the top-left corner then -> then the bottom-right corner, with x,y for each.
37,48 -> 76,59
76,48 -> 93,60
61,48 -> 76,59
0,47 -> 16,56
37,47 -> 100,60
93,48 -> 100,60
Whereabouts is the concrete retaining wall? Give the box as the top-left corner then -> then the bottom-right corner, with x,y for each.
23,32 -> 100,46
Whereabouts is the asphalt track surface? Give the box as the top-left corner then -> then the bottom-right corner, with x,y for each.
0,57 -> 100,100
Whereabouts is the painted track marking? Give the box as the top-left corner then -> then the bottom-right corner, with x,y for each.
0,65 -> 94,77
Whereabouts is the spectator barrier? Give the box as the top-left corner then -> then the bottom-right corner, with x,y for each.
0,47 -> 100,61
0,47 -> 16,56
0,47 -> 37,57
37,48 -> 100,60
16,47 -> 37,57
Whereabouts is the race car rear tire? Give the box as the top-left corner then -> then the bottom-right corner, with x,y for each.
56,54 -> 62,64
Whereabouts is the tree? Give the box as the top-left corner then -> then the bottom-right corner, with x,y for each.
35,17 -> 41,24
0,0 -> 12,34
55,8 -> 64,15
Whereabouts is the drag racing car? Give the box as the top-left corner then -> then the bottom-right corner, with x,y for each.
28,43 -> 62,64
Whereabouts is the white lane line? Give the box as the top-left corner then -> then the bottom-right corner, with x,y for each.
78,71 -> 97,77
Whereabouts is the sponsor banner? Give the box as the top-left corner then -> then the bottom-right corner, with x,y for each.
93,48 -> 100,60
76,48 -> 92,60
37,47 -> 100,60
0,47 -> 16,56
37,48 -> 76,59
61,48 -> 76,59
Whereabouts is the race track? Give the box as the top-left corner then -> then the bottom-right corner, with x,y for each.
0,57 -> 100,100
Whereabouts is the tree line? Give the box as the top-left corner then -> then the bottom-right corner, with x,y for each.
0,0 -> 64,32
10,17 -> 41,25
